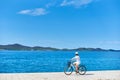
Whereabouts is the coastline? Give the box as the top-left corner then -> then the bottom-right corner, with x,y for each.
0,70 -> 120,80
1,44 -> 120,52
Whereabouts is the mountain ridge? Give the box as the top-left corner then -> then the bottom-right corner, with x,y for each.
0,43 -> 120,52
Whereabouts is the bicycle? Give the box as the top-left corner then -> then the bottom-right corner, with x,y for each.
64,61 -> 87,75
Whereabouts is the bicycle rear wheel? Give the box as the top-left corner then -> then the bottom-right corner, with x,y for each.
64,66 -> 73,75
78,65 -> 87,75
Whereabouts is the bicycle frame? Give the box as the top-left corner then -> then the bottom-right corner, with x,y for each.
69,61 -> 77,71
64,60 -> 87,75
64,61 -> 87,75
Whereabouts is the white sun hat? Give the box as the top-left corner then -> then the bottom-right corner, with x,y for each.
75,52 -> 79,55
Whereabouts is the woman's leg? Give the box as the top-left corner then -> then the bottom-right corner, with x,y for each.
73,62 -> 79,73
76,64 -> 79,73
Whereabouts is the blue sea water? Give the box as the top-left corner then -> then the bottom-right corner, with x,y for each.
0,51 -> 120,73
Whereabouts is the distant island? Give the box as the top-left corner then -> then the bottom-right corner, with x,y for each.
0,43 -> 120,52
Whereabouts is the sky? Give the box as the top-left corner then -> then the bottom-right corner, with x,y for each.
0,0 -> 120,49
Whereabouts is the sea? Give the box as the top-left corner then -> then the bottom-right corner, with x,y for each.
0,51 -> 120,73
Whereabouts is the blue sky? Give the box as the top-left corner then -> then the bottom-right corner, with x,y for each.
0,0 -> 120,49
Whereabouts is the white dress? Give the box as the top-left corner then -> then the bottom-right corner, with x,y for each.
72,55 -> 80,65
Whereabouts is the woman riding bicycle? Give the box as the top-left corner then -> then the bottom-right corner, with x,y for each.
71,52 -> 80,73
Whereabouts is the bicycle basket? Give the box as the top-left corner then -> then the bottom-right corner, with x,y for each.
67,61 -> 71,67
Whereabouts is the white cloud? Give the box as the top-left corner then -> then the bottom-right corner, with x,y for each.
61,0 -> 94,8
18,0 -> 98,16
18,8 -> 48,16
45,0 -> 62,8
46,3 -> 53,8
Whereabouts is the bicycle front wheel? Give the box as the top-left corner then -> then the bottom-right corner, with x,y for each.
78,65 -> 87,75
64,66 -> 73,75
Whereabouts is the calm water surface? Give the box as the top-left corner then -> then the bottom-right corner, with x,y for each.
0,51 -> 120,73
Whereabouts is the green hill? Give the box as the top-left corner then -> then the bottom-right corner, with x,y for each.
0,43 -> 120,52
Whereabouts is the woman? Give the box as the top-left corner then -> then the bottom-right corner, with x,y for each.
71,52 -> 80,73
